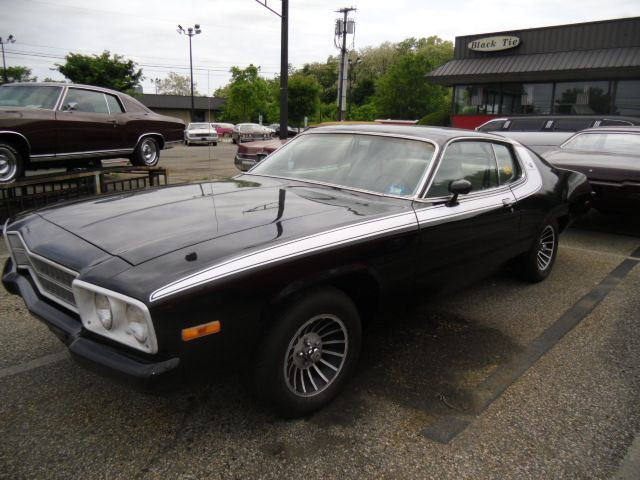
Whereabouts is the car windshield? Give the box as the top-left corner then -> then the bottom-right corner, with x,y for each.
0,85 -> 62,109
562,132 -> 640,155
188,123 -> 210,129
250,133 -> 436,197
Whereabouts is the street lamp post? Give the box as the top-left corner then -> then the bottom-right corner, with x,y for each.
1,35 -> 16,84
177,24 -> 201,121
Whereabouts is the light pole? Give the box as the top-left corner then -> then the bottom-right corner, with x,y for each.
1,34 -> 16,84
177,24 -> 201,121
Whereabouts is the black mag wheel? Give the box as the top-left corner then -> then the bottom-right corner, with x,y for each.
254,287 -> 361,418
517,218 -> 559,283
0,142 -> 23,184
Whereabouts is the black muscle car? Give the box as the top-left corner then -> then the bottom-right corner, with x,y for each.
0,83 -> 185,183
2,125 -> 591,417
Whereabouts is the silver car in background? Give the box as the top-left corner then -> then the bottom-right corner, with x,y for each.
184,123 -> 218,146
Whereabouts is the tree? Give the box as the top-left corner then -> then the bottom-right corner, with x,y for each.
373,36 -> 453,120
288,73 -> 321,126
221,65 -> 276,123
157,72 -> 200,96
56,50 -> 143,92
3,66 -> 37,83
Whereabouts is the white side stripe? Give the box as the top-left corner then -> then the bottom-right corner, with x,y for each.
150,211 -> 418,301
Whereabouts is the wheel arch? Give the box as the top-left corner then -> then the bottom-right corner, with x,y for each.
263,265 -> 381,328
0,131 -> 31,162
135,133 -> 165,150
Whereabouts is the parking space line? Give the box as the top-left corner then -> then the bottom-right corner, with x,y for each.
423,256 -> 640,444
0,351 -> 69,380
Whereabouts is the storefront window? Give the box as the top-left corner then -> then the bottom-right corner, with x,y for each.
453,85 -> 501,115
518,83 -> 552,114
613,80 -> 640,116
553,81 -> 610,114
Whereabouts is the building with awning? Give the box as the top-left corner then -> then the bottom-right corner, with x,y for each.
426,17 -> 640,129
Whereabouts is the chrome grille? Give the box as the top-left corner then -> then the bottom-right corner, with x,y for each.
6,232 -> 79,311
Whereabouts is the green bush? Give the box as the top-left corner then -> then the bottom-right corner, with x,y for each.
417,109 -> 451,127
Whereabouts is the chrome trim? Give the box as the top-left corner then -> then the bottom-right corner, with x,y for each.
3,219 -> 15,266
73,279 -> 158,354
150,210 -> 419,302
30,148 -> 134,162
134,132 -> 166,150
416,136 -> 526,202
0,130 -> 32,154
5,230 -> 79,313
246,131 -> 440,202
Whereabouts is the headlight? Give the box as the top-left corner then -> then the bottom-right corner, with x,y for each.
126,304 -> 148,343
73,280 -> 158,354
95,294 -> 113,330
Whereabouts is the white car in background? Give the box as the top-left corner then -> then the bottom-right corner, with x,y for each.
184,123 -> 218,146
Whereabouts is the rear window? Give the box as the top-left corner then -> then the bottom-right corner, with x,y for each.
508,119 -> 547,131
477,120 -> 506,132
562,132 -> 640,155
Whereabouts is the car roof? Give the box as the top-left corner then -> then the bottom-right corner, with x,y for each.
304,124 -> 507,146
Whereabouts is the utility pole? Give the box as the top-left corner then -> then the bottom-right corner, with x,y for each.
335,8 -> 356,121
255,1 -> 288,140
1,35 -> 16,84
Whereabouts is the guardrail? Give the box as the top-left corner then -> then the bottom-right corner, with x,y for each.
1,166 -> 168,222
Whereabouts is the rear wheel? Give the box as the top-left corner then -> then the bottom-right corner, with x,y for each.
517,219 -> 559,282
0,142 -> 23,184
253,287 -> 361,418
132,137 -> 160,166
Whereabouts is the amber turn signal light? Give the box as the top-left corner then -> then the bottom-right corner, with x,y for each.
182,321 -> 221,341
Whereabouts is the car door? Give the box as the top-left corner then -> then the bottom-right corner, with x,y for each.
55,87 -> 125,155
411,139 -> 522,289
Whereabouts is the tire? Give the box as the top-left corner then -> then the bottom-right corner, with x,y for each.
132,137 -> 160,166
212,142 -> 217,146
517,218 -> 559,283
0,141 -> 24,184
253,287 -> 362,418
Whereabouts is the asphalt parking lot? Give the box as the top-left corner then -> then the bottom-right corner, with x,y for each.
1,147 -> 639,479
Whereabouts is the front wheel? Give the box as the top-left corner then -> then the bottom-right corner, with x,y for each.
516,219 -> 559,282
0,142 -> 24,184
253,287 -> 361,418
132,137 -> 160,166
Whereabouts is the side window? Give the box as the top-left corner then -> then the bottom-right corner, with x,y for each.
477,120 -> 506,132
427,141 -> 499,197
105,94 -> 124,113
63,89 -> 109,114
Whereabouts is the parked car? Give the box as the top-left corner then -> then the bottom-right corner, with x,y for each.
543,126 -> 640,213
211,122 -> 234,138
234,138 -> 288,172
0,83 -> 185,183
184,123 -> 218,146
231,123 -> 272,144
2,125 -> 591,417
268,123 -> 298,138
476,115 -> 640,154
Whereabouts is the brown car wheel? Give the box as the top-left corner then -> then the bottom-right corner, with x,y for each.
0,141 -> 24,184
132,137 -> 160,167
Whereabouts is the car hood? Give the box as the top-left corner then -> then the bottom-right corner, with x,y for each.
237,139 -> 288,154
37,176 -> 411,266
543,149 -> 640,183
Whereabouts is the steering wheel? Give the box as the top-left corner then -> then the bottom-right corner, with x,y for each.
374,174 -> 411,195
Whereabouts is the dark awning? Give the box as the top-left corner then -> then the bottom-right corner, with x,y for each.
426,47 -> 640,85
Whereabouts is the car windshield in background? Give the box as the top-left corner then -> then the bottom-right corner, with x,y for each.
562,132 -> 640,155
188,123 -> 210,129
0,85 -> 62,109
250,133 -> 436,197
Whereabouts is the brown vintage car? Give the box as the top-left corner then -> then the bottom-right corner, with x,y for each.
0,83 -> 185,183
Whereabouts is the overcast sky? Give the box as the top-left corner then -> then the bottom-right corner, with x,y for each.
2,0 -> 639,94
